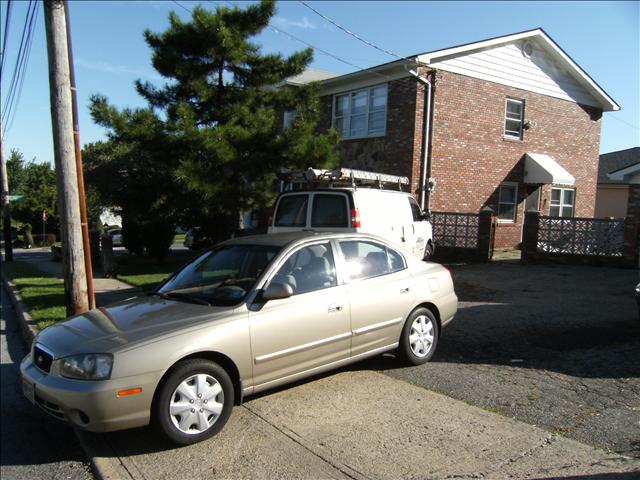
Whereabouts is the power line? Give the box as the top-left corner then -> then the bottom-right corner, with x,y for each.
6,0 -> 38,132
0,0 -> 13,75
299,1 -> 418,65
605,113 -> 639,131
171,0 -> 391,79
2,0 -> 37,131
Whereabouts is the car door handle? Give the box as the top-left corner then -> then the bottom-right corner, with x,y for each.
328,304 -> 344,313
400,287 -> 410,294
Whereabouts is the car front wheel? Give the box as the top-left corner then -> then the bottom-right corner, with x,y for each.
154,359 -> 234,445
398,308 -> 439,365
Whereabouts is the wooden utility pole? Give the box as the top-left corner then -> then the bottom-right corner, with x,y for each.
0,118 -> 13,262
64,1 -> 95,309
1,117 -> 14,262
44,0 -> 88,315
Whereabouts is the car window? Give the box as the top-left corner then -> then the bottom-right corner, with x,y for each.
270,242 -> 337,295
311,194 -> 348,228
159,245 -> 281,306
408,197 -> 423,222
275,195 -> 308,227
340,240 -> 404,281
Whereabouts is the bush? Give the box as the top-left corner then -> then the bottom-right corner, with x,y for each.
122,216 -> 145,256
143,218 -> 175,262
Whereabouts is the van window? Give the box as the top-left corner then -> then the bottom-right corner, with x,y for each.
408,197 -> 423,222
311,194 -> 349,228
274,195 -> 308,227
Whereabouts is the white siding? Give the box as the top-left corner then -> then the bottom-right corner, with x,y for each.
427,42 -> 598,107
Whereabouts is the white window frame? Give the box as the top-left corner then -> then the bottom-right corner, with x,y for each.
550,187 -> 575,218
504,98 -> 524,139
283,110 -> 297,129
497,182 -> 518,223
332,83 -> 387,139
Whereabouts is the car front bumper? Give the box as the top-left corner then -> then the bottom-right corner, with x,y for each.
20,354 -> 158,432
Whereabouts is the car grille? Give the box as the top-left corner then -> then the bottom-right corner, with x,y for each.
33,345 -> 53,374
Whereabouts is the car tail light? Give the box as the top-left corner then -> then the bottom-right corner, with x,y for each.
351,208 -> 361,228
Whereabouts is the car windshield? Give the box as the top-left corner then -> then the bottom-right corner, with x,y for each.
158,244 -> 282,306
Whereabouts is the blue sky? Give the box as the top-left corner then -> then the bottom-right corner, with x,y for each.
1,0 -> 638,165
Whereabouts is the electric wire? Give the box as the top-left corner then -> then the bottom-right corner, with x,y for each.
172,0 -> 391,79
1,0 -> 13,75
6,0 -> 38,132
2,0 -> 37,129
299,1 -> 417,65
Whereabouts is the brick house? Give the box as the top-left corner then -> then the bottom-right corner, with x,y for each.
289,29 -> 619,249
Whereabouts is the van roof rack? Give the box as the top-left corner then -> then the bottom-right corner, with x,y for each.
279,167 -> 410,191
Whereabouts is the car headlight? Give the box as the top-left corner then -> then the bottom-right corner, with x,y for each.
59,354 -> 113,380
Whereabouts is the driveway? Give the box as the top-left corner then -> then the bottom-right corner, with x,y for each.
370,260 -> 640,457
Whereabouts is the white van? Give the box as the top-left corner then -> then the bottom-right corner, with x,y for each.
267,169 -> 434,260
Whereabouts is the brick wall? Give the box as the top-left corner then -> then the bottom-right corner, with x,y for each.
319,77 -> 425,197
319,69 -> 603,250
429,70 -> 602,248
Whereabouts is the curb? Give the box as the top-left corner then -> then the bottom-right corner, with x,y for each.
1,273 -> 135,480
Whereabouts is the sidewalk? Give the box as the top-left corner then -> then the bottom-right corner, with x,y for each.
3,248 -> 640,479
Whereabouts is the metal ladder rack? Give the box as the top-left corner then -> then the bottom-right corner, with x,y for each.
279,167 -> 410,191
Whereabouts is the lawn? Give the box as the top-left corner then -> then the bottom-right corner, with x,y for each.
2,261 -> 67,329
115,249 -> 198,291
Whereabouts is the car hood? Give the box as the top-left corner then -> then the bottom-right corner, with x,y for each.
35,295 -> 237,357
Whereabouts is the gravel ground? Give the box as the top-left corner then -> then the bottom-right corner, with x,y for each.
358,261 -> 640,458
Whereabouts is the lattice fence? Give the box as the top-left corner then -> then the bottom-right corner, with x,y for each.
537,216 -> 625,256
431,212 -> 479,249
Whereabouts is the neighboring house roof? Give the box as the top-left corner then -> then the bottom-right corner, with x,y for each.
301,28 -> 619,112
284,68 -> 340,86
598,147 -> 640,184
607,160 -> 640,184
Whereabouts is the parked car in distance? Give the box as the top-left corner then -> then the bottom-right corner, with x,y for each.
21,231 -> 457,445
107,228 -> 123,247
184,227 -> 213,251
268,186 -> 434,260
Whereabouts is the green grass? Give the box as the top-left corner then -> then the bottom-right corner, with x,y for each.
115,250 -> 197,291
2,261 -> 67,329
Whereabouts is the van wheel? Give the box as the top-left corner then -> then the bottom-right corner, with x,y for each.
423,242 -> 434,260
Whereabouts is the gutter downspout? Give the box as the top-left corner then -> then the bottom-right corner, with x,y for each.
407,68 -> 434,211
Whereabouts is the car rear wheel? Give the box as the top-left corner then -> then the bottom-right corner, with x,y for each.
398,308 -> 439,365
423,242 -> 434,261
154,359 -> 234,445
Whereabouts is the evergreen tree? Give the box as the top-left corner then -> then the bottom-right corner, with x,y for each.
88,0 -> 338,243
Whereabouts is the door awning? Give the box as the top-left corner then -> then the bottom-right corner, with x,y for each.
524,153 -> 575,186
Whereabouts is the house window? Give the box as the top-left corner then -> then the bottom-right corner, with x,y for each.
550,188 -> 575,217
504,98 -> 524,139
498,182 -> 518,222
283,110 -> 297,129
333,84 -> 387,139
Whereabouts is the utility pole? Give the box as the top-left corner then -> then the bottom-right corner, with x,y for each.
0,117 -> 14,262
64,1 -> 95,309
44,0 -> 88,315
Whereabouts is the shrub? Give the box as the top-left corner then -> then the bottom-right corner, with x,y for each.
142,218 -> 175,262
122,216 -> 145,256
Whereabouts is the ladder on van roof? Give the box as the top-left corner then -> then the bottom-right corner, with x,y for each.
279,167 -> 410,191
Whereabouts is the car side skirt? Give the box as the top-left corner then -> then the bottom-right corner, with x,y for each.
244,342 -> 399,397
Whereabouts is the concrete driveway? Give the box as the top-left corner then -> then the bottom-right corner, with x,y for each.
378,260 -> 640,457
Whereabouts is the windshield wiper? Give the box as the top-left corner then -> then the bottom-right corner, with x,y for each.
152,291 -> 211,306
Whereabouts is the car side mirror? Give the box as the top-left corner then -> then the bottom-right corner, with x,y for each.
422,210 -> 431,222
261,282 -> 294,301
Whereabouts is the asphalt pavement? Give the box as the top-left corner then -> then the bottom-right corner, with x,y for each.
0,284 -> 93,480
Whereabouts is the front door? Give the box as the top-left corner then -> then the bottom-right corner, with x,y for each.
248,242 -> 350,388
